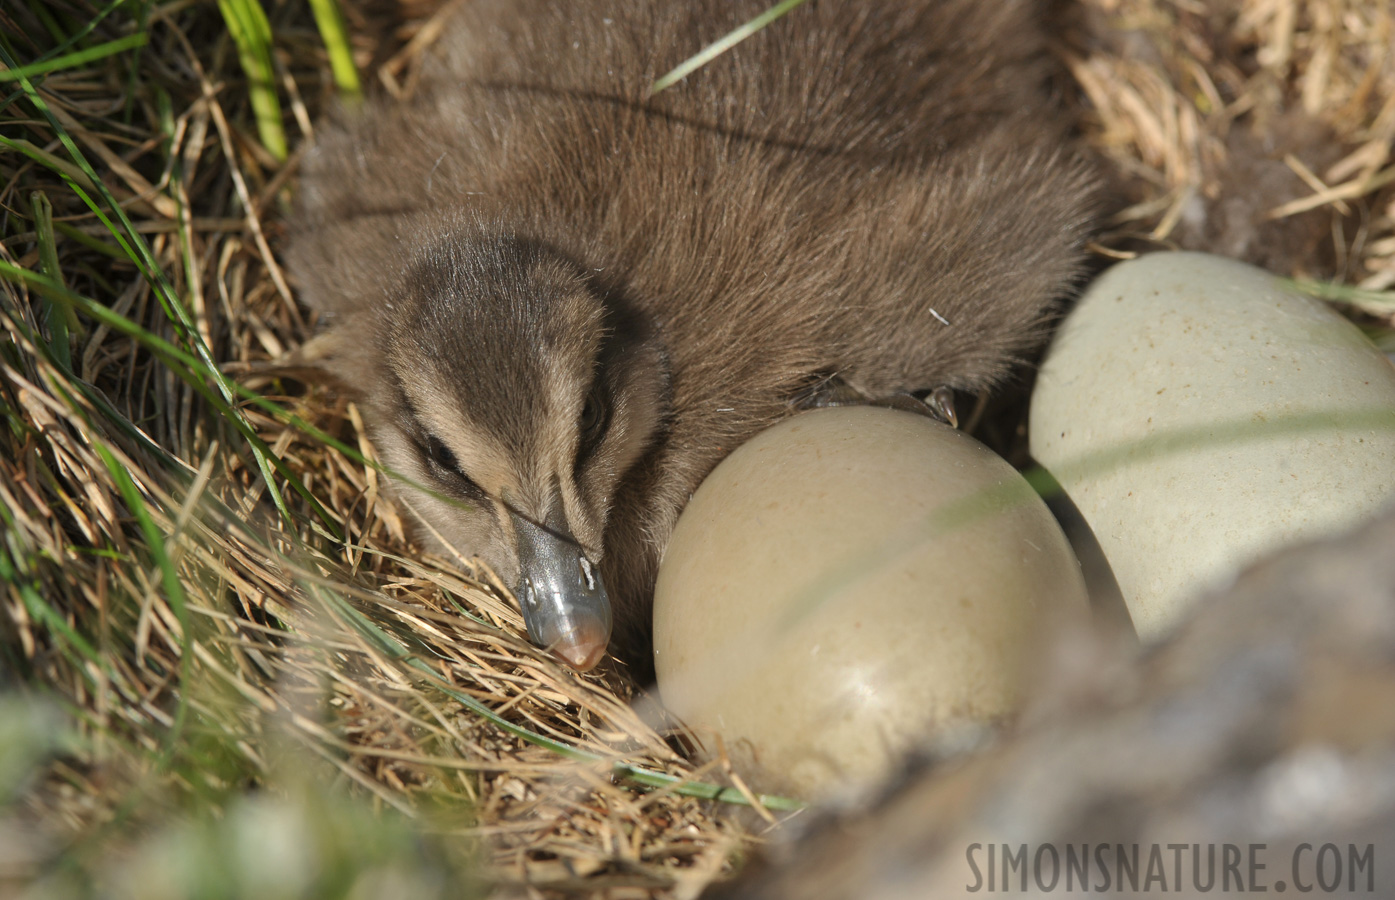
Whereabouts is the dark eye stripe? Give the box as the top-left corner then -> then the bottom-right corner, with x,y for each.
387,370 -> 487,499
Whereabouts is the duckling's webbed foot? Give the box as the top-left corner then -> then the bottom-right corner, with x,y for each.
797,377 -> 958,428
871,387 -> 958,428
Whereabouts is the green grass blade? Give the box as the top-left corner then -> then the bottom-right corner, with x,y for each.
0,263 -> 344,542
216,0 -> 288,160
4,0 -> 131,73
3,569 -> 107,675
1,136 -> 99,190
93,443 -> 193,769
610,762 -> 804,809
650,0 -> 811,94
318,587 -> 804,811
1284,277 -> 1395,313
308,0 -> 361,103
92,443 -> 191,623
0,45 -> 301,537
52,221 -> 129,261
121,0 -> 154,122
26,2 -> 69,45
0,259 -> 476,536
30,191 -> 81,369
0,32 -> 148,82
0,486 -> 107,677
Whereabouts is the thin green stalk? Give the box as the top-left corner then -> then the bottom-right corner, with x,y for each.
650,0 -> 811,94
216,0 -> 287,160
2,303 -> 350,660
0,87 -> 23,116
779,406 -> 1395,637
122,0 -> 151,123
0,32 -> 148,82
1285,277 -> 1395,312
1,292 -> 183,469
0,560 -> 106,675
27,0 -> 70,45
1,136 -> 99,191
319,588 -> 805,811
52,222 -> 128,261
31,191 -> 81,370
93,443 -> 193,769
0,478 -> 106,682
308,0 -> 361,103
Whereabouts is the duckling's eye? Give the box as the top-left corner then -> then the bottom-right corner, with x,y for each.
419,434 -> 483,496
579,389 -> 608,449
425,434 -> 461,475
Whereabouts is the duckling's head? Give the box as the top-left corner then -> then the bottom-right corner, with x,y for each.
367,233 -> 668,670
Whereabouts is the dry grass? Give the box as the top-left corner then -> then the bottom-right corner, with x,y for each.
1,0 -> 1392,897
1066,0 -> 1395,304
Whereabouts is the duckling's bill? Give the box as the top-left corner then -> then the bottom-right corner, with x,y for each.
511,508 -> 612,671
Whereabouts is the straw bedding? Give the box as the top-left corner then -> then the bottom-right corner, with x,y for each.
1,0 -> 1391,896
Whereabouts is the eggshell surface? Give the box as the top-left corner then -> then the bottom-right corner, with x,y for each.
652,406 -> 1087,799
1030,251 -> 1395,642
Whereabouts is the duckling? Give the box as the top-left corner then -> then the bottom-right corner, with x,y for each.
287,0 -> 1102,676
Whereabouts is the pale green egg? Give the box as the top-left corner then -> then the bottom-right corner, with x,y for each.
653,406 -> 1087,800
1031,251 -> 1395,642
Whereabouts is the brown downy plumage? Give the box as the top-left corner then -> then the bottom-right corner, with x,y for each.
287,0 -> 1103,679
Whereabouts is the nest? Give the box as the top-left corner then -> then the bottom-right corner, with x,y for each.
1,0 -> 1392,897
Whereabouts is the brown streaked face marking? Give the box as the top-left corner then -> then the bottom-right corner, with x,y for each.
370,233 -> 668,668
